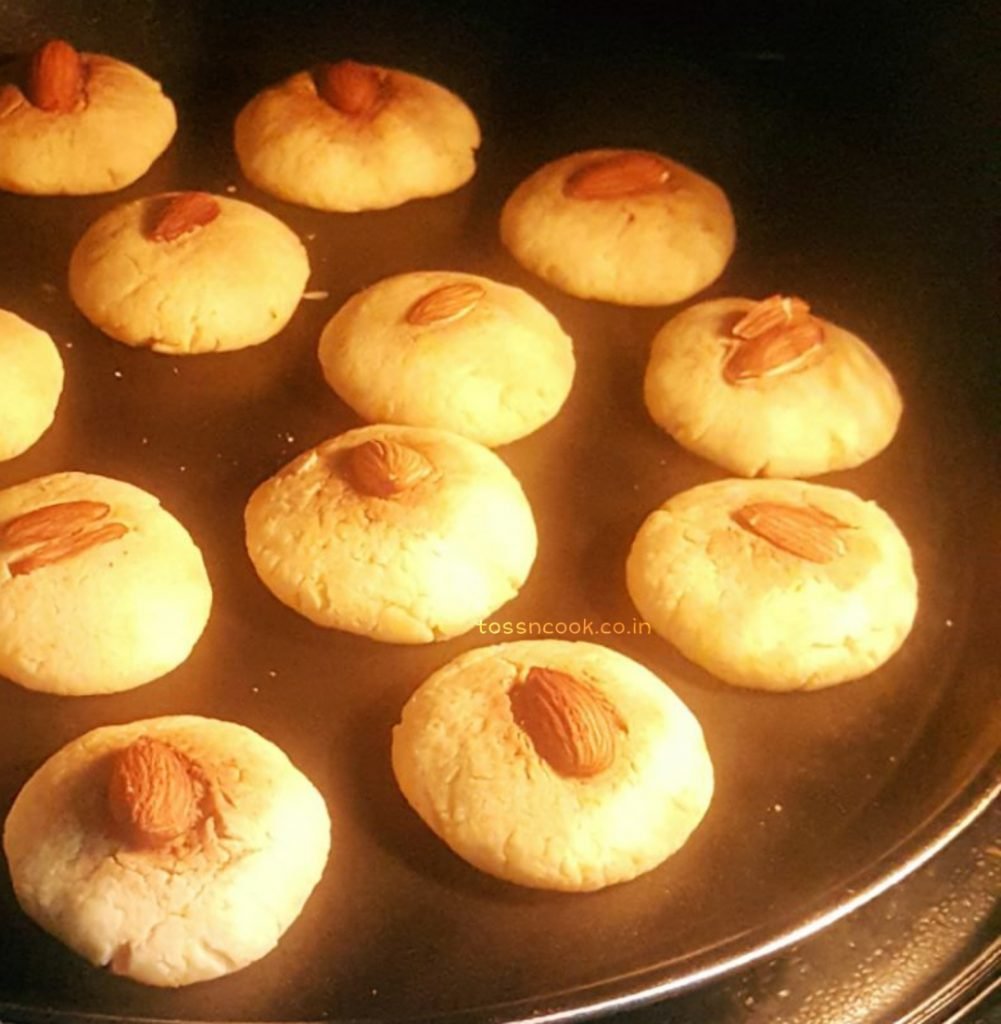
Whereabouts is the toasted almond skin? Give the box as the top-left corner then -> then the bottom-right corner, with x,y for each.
27,39 -> 85,113
732,294 -> 811,340
107,737 -> 200,849
8,522 -> 128,576
406,282 -> 485,327
509,666 -> 626,778
723,319 -> 825,384
731,501 -> 848,563
563,152 -> 671,200
0,500 -> 110,548
315,59 -> 383,116
347,439 -> 433,498
148,192 -> 221,243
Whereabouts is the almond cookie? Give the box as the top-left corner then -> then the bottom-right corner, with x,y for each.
392,640 -> 713,891
500,148 -> 735,306
0,39 -> 176,195
244,425 -> 537,643
0,310 -> 64,461
0,472 -> 212,695
626,479 -> 918,690
644,295 -> 903,477
69,192 -> 309,355
234,59 -> 480,211
3,716 -> 330,987
318,271 -> 575,446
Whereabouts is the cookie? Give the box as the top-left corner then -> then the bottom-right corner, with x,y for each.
0,472 -> 212,695
392,640 -> 713,891
69,191 -> 309,355
3,716 -> 330,987
244,425 -> 537,643
500,148 -> 735,305
643,294 -> 903,477
0,39 -> 175,195
318,271 -> 575,446
0,310 -> 64,462
626,479 -> 918,690
234,59 -> 479,211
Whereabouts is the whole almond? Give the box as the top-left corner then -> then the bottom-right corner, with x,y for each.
731,502 -> 848,563
315,59 -> 383,116
148,192 -> 221,243
9,522 -> 128,576
732,294 -> 812,340
0,500 -> 110,548
107,737 -> 200,849
347,439 -> 433,498
27,39 -> 85,113
563,152 -> 671,200
723,319 -> 825,384
406,282 -> 485,327
509,667 -> 626,778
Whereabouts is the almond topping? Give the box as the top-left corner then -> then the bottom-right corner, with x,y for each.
0,84 -> 26,119
0,500 -> 110,547
347,439 -> 433,498
27,39 -> 85,113
731,502 -> 849,563
315,59 -> 383,116
8,522 -> 128,576
406,282 -> 485,327
732,294 -> 812,340
563,152 -> 671,200
724,295 -> 825,384
509,667 -> 626,778
107,737 -> 200,849
148,192 -> 221,243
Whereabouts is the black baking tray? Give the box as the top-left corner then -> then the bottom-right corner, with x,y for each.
0,2 -> 998,1022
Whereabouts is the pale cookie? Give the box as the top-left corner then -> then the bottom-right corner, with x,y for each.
244,425 -> 537,643
3,716 -> 330,987
318,271 -> 575,446
500,148 -> 735,305
0,310 -> 64,461
0,39 -> 176,195
0,472 -> 212,695
626,479 -> 918,690
392,640 -> 713,891
69,191 -> 309,355
234,58 -> 480,211
644,295 -> 903,477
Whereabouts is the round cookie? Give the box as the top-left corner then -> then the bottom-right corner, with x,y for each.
626,479 -> 918,691
644,294 -> 903,477
500,148 -> 735,306
318,271 -> 575,446
0,310 -> 64,461
244,425 -> 537,643
392,640 -> 714,891
3,715 -> 330,987
69,191 -> 309,355
0,39 -> 176,195
0,472 -> 212,695
234,59 -> 480,211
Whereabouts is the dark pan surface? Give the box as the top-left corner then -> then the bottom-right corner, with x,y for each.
0,2 -> 998,1022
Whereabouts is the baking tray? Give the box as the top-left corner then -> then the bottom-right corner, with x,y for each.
0,2 -> 998,1022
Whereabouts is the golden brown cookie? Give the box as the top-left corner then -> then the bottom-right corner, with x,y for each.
3,716 -> 330,987
500,148 -> 735,305
392,640 -> 714,891
643,295 -> 903,477
69,191 -> 309,354
0,39 -> 176,195
244,425 -> 537,643
318,271 -> 575,446
235,59 -> 479,211
626,479 -> 918,690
